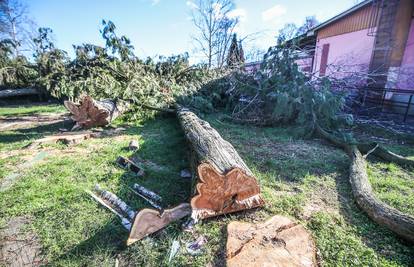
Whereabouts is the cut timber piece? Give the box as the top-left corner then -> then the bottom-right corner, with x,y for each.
226,215 -> 317,267
64,95 -> 129,129
127,203 -> 191,246
29,131 -> 93,147
176,107 -> 264,220
349,146 -> 414,243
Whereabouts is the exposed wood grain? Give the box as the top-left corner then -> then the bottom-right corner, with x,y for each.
176,106 -> 264,221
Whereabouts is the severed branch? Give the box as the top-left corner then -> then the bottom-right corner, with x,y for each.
313,118 -> 414,243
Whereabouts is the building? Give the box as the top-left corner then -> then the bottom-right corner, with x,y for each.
295,0 -> 414,90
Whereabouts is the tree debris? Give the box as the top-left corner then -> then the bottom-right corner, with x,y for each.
185,235 -> 207,255
130,183 -> 163,210
128,140 -> 140,151
180,169 -> 192,179
127,203 -> 191,246
64,95 -> 129,130
116,156 -> 144,176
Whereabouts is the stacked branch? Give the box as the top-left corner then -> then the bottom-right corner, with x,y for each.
176,106 -> 265,221
64,95 -> 129,130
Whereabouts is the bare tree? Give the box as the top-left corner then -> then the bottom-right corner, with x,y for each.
0,0 -> 35,57
190,0 -> 239,69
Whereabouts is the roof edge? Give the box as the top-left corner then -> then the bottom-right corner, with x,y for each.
310,0 -> 373,33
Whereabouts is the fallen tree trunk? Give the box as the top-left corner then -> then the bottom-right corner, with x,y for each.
176,106 -> 264,221
64,95 -> 129,130
348,146 -> 414,243
358,143 -> 414,167
0,88 -> 39,98
314,122 -> 414,243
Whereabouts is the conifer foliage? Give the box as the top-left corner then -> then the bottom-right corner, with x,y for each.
226,34 -> 245,68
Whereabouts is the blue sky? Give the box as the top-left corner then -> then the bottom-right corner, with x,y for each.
23,0 -> 359,63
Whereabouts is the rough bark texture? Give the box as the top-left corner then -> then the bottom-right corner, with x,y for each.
226,215 -> 317,267
349,146 -> 414,243
314,122 -> 414,243
127,203 -> 191,246
64,95 -> 128,129
358,143 -> 414,167
0,88 -> 39,98
176,107 -> 264,220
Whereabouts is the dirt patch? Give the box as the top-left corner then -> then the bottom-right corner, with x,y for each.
301,178 -> 343,220
0,217 -> 45,266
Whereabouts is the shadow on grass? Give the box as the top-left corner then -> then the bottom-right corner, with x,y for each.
331,149 -> 414,265
0,121 -> 70,144
46,115 -> 193,266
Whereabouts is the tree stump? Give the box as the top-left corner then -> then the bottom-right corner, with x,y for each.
64,95 -> 129,130
176,107 -> 264,221
226,215 -> 317,267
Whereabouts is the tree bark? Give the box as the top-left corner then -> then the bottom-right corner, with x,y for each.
348,146 -> 414,243
64,95 -> 129,130
314,122 -> 414,243
176,106 -> 264,221
0,88 -> 39,98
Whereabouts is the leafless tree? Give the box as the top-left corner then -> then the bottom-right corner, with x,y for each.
0,0 -> 35,57
190,0 -> 239,69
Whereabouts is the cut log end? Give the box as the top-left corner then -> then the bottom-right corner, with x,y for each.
190,163 -> 265,221
127,203 -> 191,246
64,95 -> 128,130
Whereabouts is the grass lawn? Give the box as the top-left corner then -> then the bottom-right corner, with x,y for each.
0,105 -> 413,266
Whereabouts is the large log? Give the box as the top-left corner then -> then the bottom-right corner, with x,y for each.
0,88 -> 39,98
176,106 -> 264,221
64,95 -> 129,130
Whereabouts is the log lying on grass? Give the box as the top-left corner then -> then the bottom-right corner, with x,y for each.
176,106 -> 265,221
349,146 -> 414,243
358,143 -> 414,167
0,88 -> 39,98
314,123 -> 414,243
64,95 -> 129,130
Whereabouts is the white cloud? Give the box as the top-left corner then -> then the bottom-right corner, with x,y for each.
186,1 -> 198,10
228,8 -> 247,22
151,0 -> 160,5
261,5 -> 287,22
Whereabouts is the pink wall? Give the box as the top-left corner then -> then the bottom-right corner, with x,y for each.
313,28 -> 376,82
397,18 -> 414,90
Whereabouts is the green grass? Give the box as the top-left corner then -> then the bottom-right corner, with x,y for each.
1,106 -> 413,266
0,103 -> 66,116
